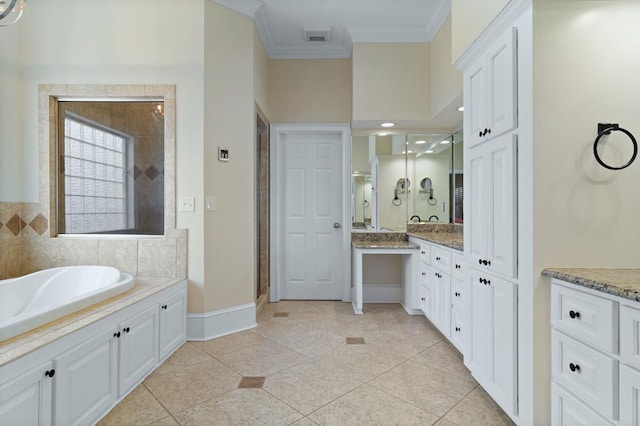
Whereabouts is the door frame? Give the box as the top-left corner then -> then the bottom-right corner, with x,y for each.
269,123 -> 351,303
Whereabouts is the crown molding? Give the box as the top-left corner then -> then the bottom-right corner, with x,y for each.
425,0 -> 452,41
213,0 -> 263,18
347,25 -> 431,43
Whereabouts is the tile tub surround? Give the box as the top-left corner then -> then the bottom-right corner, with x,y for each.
0,276 -> 185,367
542,268 -> 640,302
99,301 -> 514,425
0,201 -> 187,280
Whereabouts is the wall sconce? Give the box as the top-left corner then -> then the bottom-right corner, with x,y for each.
0,0 -> 26,27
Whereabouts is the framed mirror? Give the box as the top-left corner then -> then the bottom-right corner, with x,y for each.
39,84 -> 176,238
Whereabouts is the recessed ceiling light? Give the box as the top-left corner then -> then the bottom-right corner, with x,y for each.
426,150 -> 434,154
381,122 -> 395,128
378,133 -> 388,136
440,140 -> 450,144
415,140 -> 426,144
457,106 -> 464,112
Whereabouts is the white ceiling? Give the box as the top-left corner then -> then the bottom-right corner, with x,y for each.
214,0 -> 451,59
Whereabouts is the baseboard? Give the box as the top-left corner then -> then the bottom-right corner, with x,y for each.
186,302 -> 257,341
363,284 -> 402,303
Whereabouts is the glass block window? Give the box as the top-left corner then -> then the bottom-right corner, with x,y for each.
63,114 -> 131,233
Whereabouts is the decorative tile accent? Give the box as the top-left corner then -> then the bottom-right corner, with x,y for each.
145,165 -> 159,181
0,220 -> 4,228
238,377 -> 266,389
133,165 -> 143,179
29,213 -> 48,236
273,312 -> 289,318
346,337 -> 366,345
5,214 -> 24,237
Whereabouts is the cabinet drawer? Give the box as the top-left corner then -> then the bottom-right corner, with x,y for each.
419,243 -> 431,265
551,281 -> 618,353
431,246 -> 451,273
451,251 -> 465,281
452,278 -> 466,312
552,330 -> 618,420
552,383 -> 614,426
620,306 -> 640,370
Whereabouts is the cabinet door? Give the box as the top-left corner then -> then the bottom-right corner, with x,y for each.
620,364 -> 640,426
467,270 -> 518,416
429,267 -> 440,325
465,59 -> 489,147
488,133 -> 518,279
118,305 -> 159,397
466,146 -> 490,271
620,306 -> 640,369
0,362 -> 53,426
488,27 -> 518,140
552,383 -> 613,426
439,273 -> 451,338
54,328 -> 118,426
450,308 -> 465,352
159,290 -> 187,360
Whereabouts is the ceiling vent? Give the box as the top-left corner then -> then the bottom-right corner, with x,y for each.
303,26 -> 331,42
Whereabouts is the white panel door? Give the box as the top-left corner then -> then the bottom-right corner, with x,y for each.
620,364 -> 640,426
0,362 -> 52,426
465,59 -> 488,147
279,131 -> 344,300
159,290 -> 187,360
118,305 -> 159,397
466,145 -> 489,268
488,27 -> 518,139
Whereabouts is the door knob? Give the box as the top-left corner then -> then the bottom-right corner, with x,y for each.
333,222 -> 341,229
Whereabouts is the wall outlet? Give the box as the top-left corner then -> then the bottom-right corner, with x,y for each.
205,196 -> 216,211
179,196 -> 195,212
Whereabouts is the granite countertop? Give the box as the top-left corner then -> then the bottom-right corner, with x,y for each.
352,240 -> 419,250
407,232 -> 464,251
543,268 -> 640,302
0,276 -> 184,367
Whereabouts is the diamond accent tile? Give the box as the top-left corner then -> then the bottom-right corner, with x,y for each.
238,377 -> 266,389
346,337 -> 366,345
0,220 -> 4,229
29,213 -> 48,236
273,312 -> 289,318
5,214 -> 23,237
134,165 -> 143,180
145,165 -> 159,181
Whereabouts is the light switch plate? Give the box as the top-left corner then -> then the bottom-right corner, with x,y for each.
205,196 -> 216,211
179,196 -> 195,212
218,147 -> 229,162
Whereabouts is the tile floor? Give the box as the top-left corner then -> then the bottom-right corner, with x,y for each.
99,301 -> 514,425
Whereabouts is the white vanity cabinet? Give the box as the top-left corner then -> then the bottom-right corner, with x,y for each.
465,27 -> 518,148
466,268 -> 517,416
551,279 -> 640,425
0,361 -> 53,426
0,280 -> 187,426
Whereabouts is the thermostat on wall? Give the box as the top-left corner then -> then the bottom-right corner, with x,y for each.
218,147 -> 229,162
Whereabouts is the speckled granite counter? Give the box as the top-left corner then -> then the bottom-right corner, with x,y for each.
0,276 -> 185,367
352,240 -> 419,250
407,232 -> 464,251
543,268 -> 640,302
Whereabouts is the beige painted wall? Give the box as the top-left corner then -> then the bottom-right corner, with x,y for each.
0,0 -> 207,312
268,59 -> 352,123
451,0 -> 510,63
352,43 -> 430,122
203,2 -> 257,311
430,16 -> 463,118
254,26 -> 269,117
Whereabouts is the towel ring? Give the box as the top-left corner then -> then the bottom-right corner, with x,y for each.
593,124 -> 638,170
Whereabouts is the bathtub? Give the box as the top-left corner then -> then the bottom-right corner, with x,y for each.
0,266 -> 134,342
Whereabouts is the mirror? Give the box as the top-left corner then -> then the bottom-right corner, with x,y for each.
351,130 -> 463,231
406,131 -> 463,224
56,100 -> 164,235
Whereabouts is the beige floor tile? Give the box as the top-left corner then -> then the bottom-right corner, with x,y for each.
174,389 -> 303,426
369,360 -> 477,416
434,419 -> 459,426
364,328 -> 443,359
98,384 -> 169,426
216,341 -> 308,376
412,340 -> 469,378
444,387 -> 515,426
314,344 -> 407,382
308,384 -> 440,425
290,418 -> 319,426
144,349 -> 241,414
258,321 -> 346,358
150,343 -> 213,376
147,416 -> 179,425
263,360 -> 362,415
191,330 -> 269,358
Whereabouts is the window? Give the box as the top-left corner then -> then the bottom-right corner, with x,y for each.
62,113 -> 133,233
